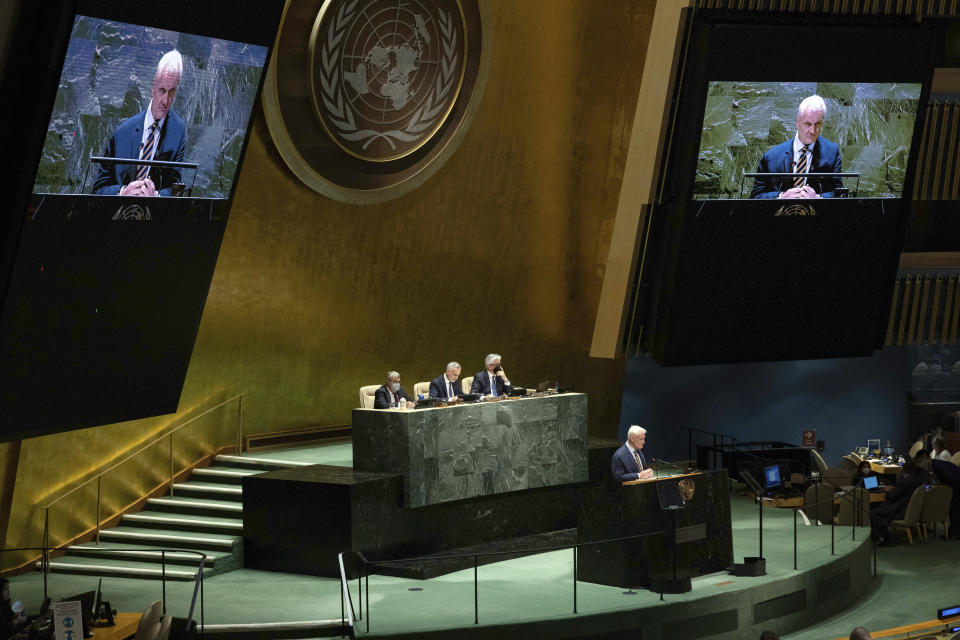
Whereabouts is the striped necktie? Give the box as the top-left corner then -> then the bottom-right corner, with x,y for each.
793,145 -> 809,188
633,450 -> 643,471
137,121 -> 159,182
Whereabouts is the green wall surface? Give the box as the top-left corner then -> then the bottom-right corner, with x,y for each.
694,81 -> 921,199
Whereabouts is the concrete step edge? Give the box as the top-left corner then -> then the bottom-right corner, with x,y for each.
124,513 -> 243,529
98,530 -> 236,548
39,561 -> 200,579
146,497 -> 243,512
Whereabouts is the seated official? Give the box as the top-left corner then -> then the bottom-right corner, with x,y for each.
470,353 -> 512,397
0,578 -> 28,640
869,461 -> 924,546
932,458 -> 960,539
611,425 -> 655,483
373,371 -> 414,409
429,362 -> 464,400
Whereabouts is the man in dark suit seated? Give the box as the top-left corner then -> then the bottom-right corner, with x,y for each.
374,371 -> 414,409
470,353 -> 512,397
869,460 -> 925,546
611,425 -> 655,483
750,95 -> 843,200
429,362 -> 463,399
92,50 -> 187,197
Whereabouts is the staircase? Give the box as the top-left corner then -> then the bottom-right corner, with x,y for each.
41,453 -> 313,580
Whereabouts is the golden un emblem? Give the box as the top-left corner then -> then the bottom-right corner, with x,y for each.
262,0 -> 488,203
310,0 -> 466,161
678,478 -> 696,502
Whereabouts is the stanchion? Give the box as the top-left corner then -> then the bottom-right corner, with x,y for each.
831,517 -> 835,555
365,569 -> 369,633
572,545 -> 578,614
793,508 -> 798,570
357,559 -> 362,621
474,555 -> 479,625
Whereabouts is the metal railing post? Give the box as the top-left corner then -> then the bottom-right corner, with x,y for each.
572,545 -> 577,614
474,555 -> 479,624
793,508 -> 798,570
162,550 -> 167,612
237,394 -> 244,453
365,572 -> 369,634
169,432 -> 174,498
831,516 -> 835,555
96,476 -> 101,544
357,559 -> 362,621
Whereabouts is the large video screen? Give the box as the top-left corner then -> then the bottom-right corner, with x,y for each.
693,81 -> 922,200
32,15 -> 268,200
0,0 -> 284,442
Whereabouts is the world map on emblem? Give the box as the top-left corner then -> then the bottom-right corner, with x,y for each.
313,0 -> 466,161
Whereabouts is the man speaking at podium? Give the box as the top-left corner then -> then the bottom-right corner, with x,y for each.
92,50 -> 187,197
750,95 -> 843,200
611,425 -> 655,483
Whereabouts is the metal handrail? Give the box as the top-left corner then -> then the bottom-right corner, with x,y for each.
39,393 -> 245,569
43,393 -> 245,510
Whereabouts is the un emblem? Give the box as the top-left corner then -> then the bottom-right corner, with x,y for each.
311,0 -> 464,161
263,0 -> 488,203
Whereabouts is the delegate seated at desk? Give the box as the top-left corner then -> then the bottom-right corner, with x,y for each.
429,362 -> 464,400
611,425 -> 655,483
0,578 -> 28,640
470,353 -> 512,397
374,371 -> 414,409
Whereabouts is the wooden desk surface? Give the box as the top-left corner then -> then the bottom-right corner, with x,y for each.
91,612 -> 140,640
868,460 -> 903,476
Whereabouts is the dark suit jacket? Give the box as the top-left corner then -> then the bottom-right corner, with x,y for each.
429,375 -> 462,399
611,443 -> 647,483
92,109 -> 187,196
373,384 -> 411,409
750,136 -> 842,199
470,370 -> 511,396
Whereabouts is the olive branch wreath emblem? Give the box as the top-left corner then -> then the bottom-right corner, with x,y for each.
318,0 -> 459,151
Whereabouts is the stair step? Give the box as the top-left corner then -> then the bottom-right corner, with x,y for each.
123,512 -> 243,535
172,481 -> 243,501
39,556 -> 212,581
190,467 -> 260,485
147,496 -> 244,516
215,454 -> 314,471
98,527 -> 238,552
68,542 -> 226,566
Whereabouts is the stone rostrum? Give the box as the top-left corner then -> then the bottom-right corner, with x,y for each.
263,0 -> 489,204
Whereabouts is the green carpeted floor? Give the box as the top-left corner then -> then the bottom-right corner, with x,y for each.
5,442 -> 957,639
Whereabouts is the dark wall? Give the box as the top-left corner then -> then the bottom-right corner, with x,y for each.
618,348 -> 911,466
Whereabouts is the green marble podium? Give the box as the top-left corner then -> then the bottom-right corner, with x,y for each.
352,393 -> 589,507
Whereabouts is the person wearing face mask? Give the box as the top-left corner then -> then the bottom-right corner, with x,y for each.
0,578 -> 28,640
470,354 -> 512,398
374,371 -> 415,409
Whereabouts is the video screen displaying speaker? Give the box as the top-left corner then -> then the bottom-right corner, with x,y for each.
638,13 -> 939,366
0,0 -> 285,441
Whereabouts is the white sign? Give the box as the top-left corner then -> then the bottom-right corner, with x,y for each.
53,599 -> 83,640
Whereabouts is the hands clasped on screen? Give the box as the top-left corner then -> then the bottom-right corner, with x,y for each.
119,178 -> 157,197
778,185 -> 818,199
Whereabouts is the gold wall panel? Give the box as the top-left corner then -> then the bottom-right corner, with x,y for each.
3,0 -> 653,566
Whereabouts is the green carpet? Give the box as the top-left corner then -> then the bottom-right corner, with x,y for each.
5,441 -> 957,638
